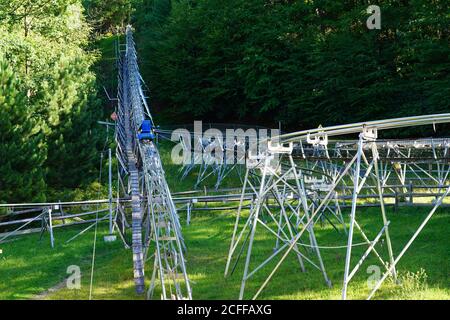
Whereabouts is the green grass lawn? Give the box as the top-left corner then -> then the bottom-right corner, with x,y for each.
1,143 -> 449,300
1,206 -> 449,300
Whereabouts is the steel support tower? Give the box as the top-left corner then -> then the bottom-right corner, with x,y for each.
226,114 -> 450,300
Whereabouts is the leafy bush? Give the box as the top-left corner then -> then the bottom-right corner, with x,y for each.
388,268 -> 429,299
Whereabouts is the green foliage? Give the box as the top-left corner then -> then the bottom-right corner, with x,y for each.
388,268 -> 429,299
0,56 -> 47,203
83,0 -> 133,33
0,0 -> 106,200
134,0 -> 449,134
1,207 -> 449,299
42,55 -> 103,188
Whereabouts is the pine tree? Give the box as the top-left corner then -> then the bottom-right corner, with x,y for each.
1,1 -> 106,190
43,55 -> 103,188
0,56 -> 47,203
133,0 -> 449,134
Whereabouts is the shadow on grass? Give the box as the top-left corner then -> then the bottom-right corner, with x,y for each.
0,207 -> 448,300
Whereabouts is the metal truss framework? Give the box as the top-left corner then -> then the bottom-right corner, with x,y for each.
115,26 -> 191,300
174,131 -> 252,190
178,134 -> 245,190
0,201 -> 114,248
0,26 -> 448,301
226,114 -> 450,300
165,125 -> 278,190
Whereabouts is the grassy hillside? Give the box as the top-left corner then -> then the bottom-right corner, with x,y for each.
1,206 -> 449,300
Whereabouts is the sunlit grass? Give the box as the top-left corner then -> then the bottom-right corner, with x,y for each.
1,206 -> 448,300
1,142 -> 449,300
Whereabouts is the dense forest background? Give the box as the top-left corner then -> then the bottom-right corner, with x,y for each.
0,1 -> 102,202
132,0 -> 449,130
0,0 -> 449,203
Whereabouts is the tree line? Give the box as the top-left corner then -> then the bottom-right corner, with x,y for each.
0,0 -> 448,202
132,0 -> 449,134
0,1 -> 111,203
